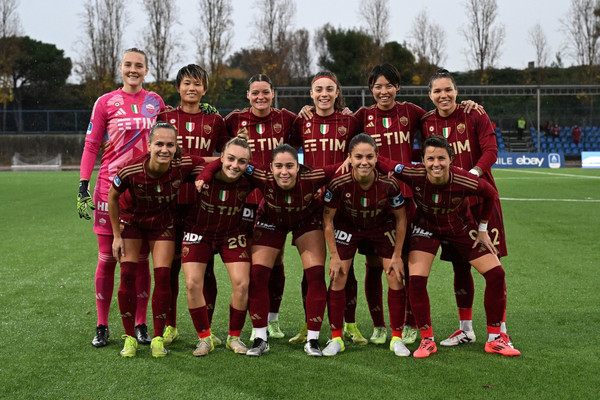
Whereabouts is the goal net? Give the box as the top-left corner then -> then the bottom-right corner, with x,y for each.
11,152 -> 62,171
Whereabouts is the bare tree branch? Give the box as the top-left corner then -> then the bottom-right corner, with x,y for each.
77,0 -> 127,86
528,23 -> 550,68
140,0 -> 182,83
358,0 -> 389,47
560,0 -> 600,67
196,0 -> 233,76
0,0 -> 22,38
461,0 -> 505,76
409,8 -> 446,66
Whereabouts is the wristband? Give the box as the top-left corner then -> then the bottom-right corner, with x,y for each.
79,179 -> 89,192
478,222 -> 488,231
468,168 -> 479,177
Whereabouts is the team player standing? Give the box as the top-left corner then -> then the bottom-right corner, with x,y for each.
78,48 -> 164,348
78,54 -> 520,359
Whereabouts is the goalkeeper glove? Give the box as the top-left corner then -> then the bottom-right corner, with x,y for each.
200,102 -> 219,115
77,180 -> 95,220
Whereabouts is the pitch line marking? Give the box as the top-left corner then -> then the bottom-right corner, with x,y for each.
500,197 -> 600,202
495,170 -> 600,179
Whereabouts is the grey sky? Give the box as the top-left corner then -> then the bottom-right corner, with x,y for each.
18,0 -> 570,81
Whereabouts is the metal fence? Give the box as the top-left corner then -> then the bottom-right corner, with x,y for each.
0,110 -> 91,134
2,84 -> 600,134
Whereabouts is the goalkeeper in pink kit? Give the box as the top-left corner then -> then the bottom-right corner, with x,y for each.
77,48 -> 165,348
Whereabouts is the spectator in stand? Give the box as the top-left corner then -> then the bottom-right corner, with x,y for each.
551,124 -> 560,138
571,124 -> 582,145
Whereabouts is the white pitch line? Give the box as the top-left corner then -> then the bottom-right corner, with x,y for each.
495,169 -> 600,179
500,197 -> 600,202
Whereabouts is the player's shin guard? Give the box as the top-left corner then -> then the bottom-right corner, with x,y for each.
388,288 -> 406,334
189,305 -> 210,338
203,257 -> 218,324
408,276 -> 432,338
344,264 -> 358,323
269,264 -> 286,313
483,266 -> 506,334
249,265 -> 272,328
327,288 -> 345,335
305,265 -> 327,332
365,263 -> 385,327
229,304 -> 246,337
118,261 -> 138,336
95,235 -> 117,326
135,253 -> 151,326
151,267 -> 171,338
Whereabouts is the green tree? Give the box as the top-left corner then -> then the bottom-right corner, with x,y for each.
0,36 -> 71,129
316,25 -> 377,85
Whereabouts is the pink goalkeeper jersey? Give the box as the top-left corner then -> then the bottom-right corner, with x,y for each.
80,88 -> 165,200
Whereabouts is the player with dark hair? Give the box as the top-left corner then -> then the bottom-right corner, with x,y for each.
78,48 -> 165,348
107,122 -> 211,358
354,63 -> 484,345
380,135 -> 520,358
157,64 -> 227,347
290,70 -> 365,345
224,74 -> 297,341
421,69 -> 509,348
322,133 -> 409,357
183,137 -> 254,356
197,144 -> 342,357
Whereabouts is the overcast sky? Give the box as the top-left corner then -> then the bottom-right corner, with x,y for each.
18,0 -> 572,82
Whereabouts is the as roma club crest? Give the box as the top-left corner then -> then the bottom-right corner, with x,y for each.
457,123 -> 466,134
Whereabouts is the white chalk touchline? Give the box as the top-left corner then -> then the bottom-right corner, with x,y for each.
500,197 -> 600,202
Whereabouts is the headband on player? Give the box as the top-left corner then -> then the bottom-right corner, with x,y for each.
311,76 -> 338,86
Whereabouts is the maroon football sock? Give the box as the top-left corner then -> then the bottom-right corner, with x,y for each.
203,257 -> 218,324
344,264 -> 358,323
365,263 -> 385,326
229,305 -> 247,337
388,288 -> 406,333
327,288 -> 345,332
408,275 -> 431,333
117,261 -> 138,337
305,265 -> 327,331
452,259 -> 475,309
151,267 -> 171,337
249,264 -> 271,328
269,263 -> 286,313
134,256 -> 151,326
300,270 -> 308,320
165,256 -> 181,327
483,266 -> 506,328
189,305 -> 210,337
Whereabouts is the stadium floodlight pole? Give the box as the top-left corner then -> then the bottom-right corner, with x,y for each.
537,87 -> 541,153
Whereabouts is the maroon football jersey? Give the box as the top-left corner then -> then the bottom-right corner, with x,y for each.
393,164 -> 498,236
290,111 -> 360,167
355,102 -> 425,197
324,170 -> 405,230
113,154 -> 204,230
185,173 -> 254,238
421,105 -> 497,189
225,107 -> 296,205
245,163 -> 338,228
158,107 -> 227,205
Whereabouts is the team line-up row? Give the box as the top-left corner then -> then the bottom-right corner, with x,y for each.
77,47 -> 520,359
